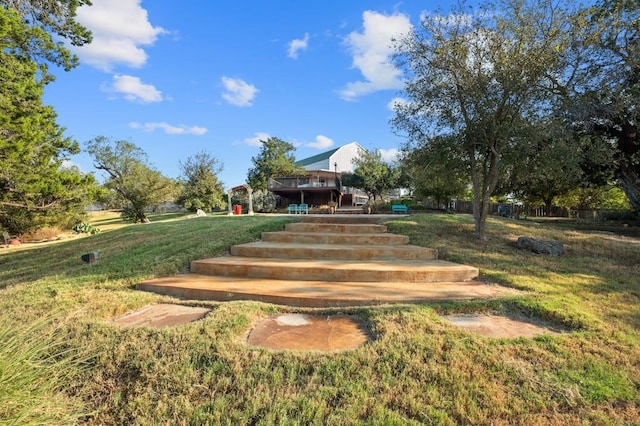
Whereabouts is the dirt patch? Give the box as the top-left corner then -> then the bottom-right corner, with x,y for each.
443,314 -> 563,338
247,313 -> 371,352
111,304 -> 211,328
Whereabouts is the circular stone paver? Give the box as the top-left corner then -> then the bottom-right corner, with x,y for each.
247,313 -> 370,352
443,314 -> 562,338
111,304 -> 211,328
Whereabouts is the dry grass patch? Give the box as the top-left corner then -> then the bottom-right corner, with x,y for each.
1,212 -> 638,424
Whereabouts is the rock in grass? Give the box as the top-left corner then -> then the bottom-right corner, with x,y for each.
516,237 -> 565,256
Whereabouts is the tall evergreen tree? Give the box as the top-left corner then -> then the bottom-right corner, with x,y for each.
0,8 -> 97,233
4,0 -> 92,74
177,151 -> 225,212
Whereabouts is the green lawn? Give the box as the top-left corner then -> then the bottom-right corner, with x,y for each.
1,212 -> 638,424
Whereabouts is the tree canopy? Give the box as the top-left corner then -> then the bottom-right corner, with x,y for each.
177,151 -> 225,212
564,0 -> 640,213
345,147 -> 398,202
247,137 -> 303,190
400,135 -> 468,209
393,0 -> 577,239
85,137 -> 175,223
3,0 -> 92,74
0,8 -> 97,233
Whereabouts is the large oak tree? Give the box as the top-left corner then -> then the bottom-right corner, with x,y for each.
392,0 -> 576,239
566,0 -> 640,213
85,137 -> 175,223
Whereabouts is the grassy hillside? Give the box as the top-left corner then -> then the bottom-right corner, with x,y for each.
0,212 -> 638,424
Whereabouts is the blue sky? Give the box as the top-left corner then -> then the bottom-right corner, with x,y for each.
43,0 -> 460,187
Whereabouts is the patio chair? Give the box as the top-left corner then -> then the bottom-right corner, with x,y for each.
287,204 -> 299,214
298,203 -> 309,214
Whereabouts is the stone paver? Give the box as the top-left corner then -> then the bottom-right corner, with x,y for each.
247,313 -> 370,352
443,314 -> 563,338
111,304 -> 211,328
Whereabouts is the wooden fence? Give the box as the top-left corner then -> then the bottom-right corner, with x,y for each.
420,199 -> 631,220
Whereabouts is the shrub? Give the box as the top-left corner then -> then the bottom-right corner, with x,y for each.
72,222 -> 101,235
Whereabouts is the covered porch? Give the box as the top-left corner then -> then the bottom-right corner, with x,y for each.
269,171 -> 342,208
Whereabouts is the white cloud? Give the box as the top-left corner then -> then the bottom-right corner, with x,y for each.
108,74 -> 162,103
60,159 -> 81,171
378,148 -> 399,163
387,97 -> 408,111
221,77 -> 259,107
305,135 -> 334,149
75,0 -> 166,71
287,33 -> 310,59
242,132 -> 271,147
339,11 -> 412,101
129,122 -> 207,135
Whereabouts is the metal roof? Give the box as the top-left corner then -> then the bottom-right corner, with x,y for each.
294,147 -> 340,167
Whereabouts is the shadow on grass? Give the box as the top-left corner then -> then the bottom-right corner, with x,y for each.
0,215 -> 293,291
385,213 -> 640,332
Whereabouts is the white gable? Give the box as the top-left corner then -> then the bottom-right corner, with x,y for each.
329,142 -> 362,173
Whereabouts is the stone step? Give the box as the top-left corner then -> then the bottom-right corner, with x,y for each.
285,222 -> 387,234
297,214 -> 387,224
261,231 -> 410,245
190,256 -> 478,283
137,275 -> 518,308
230,242 -> 437,261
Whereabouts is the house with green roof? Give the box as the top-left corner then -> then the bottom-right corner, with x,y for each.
268,142 -> 367,208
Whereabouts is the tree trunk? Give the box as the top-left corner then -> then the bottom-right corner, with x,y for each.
471,146 -> 502,240
544,196 -> 554,217
619,163 -> 640,213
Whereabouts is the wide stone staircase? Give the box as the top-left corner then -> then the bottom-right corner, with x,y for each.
137,215 -> 516,307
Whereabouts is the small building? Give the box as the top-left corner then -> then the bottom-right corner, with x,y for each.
268,142 -> 368,208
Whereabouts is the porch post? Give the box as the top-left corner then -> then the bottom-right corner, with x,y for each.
227,189 -> 234,215
247,186 -> 254,215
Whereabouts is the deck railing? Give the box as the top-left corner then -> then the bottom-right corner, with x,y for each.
269,177 -> 342,190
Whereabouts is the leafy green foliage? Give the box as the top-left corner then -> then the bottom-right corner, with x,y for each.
72,222 -> 100,235
502,123 -> 585,212
400,135 -> 468,208
348,147 -> 399,201
247,137 -> 304,190
393,0 -> 576,239
557,185 -> 632,210
4,0 -> 92,74
0,9 -> 100,234
85,137 -> 175,223
565,0 -> 640,213
251,188 -> 277,212
177,150 -> 225,212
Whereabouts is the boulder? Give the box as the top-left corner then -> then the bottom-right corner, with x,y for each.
516,237 -> 565,256
195,209 -> 207,217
